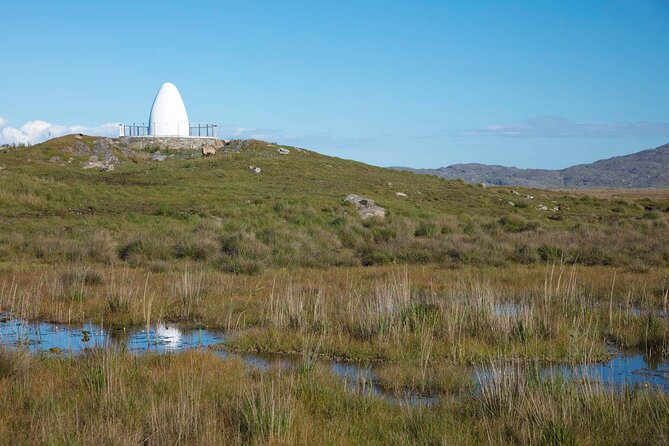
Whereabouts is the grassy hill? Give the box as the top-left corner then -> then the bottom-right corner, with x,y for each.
1,134 -> 668,271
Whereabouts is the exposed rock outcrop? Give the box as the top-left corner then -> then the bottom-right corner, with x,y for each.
344,195 -> 386,219
115,136 -> 226,153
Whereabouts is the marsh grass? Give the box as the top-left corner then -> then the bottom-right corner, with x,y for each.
476,362 -> 669,445
0,349 -> 665,444
230,263 -> 620,367
1,263 -> 667,366
174,265 -> 209,320
0,347 -> 31,379
237,375 -> 295,443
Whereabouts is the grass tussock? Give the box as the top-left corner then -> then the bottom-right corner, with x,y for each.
0,348 -> 31,379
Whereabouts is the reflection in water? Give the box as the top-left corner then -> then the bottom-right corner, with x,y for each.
475,352 -> 669,393
210,351 -> 438,406
0,314 -> 222,354
156,324 -> 182,350
1,314 -> 667,403
548,353 -> 669,392
493,303 -> 524,317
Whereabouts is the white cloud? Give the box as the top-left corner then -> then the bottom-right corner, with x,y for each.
0,118 -> 119,145
457,116 -> 669,138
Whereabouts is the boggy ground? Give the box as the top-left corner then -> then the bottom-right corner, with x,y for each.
0,347 -> 667,445
2,263 -> 667,369
1,136 -> 669,443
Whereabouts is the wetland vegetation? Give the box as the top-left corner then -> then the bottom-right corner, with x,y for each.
0,135 -> 668,444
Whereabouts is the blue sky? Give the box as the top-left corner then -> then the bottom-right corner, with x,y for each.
1,0 -> 668,168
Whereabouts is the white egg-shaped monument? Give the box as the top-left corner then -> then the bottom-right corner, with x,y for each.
148,82 -> 190,137
118,82 -> 217,138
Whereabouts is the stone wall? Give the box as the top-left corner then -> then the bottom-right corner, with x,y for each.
114,136 -> 226,152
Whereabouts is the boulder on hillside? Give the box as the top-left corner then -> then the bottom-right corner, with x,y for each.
343,194 -> 386,219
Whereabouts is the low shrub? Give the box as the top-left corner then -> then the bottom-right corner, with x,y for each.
414,222 -> 439,237
61,267 -> 104,287
538,245 -> 563,262
498,215 -> 539,233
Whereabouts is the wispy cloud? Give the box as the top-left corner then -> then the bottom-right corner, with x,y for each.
457,116 -> 669,138
218,125 -> 386,149
0,117 -> 118,145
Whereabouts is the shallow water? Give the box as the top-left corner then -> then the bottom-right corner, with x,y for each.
493,303 -> 524,316
1,314 -> 667,401
547,354 -> 669,392
0,315 -> 222,353
212,350 -> 438,405
0,314 -> 436,404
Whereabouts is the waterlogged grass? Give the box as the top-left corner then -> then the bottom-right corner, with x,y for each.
0,348 -> 666,444
223,264 -> 667,365
2,262 -> 666,369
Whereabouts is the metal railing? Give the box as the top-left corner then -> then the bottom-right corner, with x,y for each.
189,124 -> 217,137
118,123 -> 218,138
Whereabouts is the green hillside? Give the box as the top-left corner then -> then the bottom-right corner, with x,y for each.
0,134 -> 668,271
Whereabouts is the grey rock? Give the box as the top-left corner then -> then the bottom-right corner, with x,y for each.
71,141 -> 90,156
278,148 -> 290,155
343,194 -> 386,219
82,161 -> 104,170
92,139 -> 112,155
150,153 -> 168,162
116,136 -> 226,153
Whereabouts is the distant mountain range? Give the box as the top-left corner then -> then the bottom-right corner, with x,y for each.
393,142 -> 669,188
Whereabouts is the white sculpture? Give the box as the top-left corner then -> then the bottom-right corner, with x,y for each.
148,82 -> 190,137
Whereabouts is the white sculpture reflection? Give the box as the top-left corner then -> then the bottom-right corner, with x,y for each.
155,324 -> 182,351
